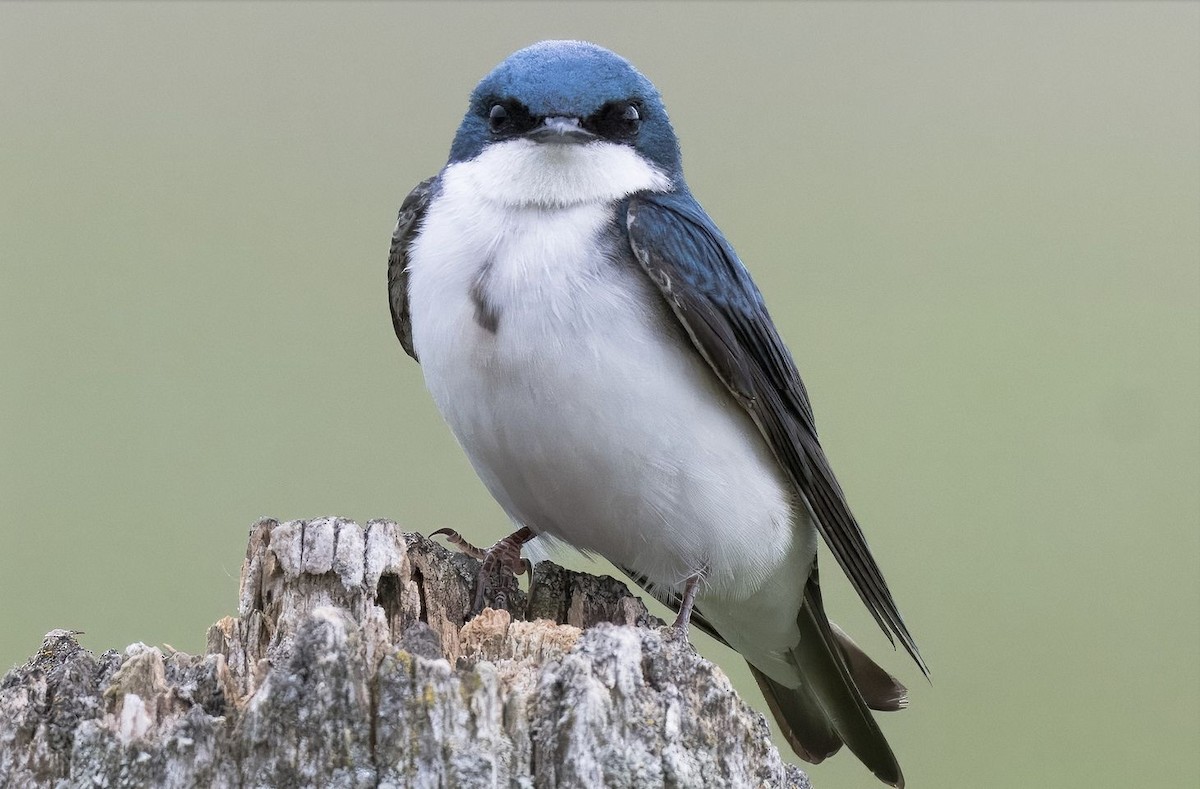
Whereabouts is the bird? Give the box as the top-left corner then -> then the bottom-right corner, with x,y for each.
388,40 -> 926,787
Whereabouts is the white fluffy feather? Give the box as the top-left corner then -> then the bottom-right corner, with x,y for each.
454,137 -> 672,208
408,139 -> 815,684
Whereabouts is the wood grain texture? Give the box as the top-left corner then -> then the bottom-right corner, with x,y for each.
0,517 -> 811,788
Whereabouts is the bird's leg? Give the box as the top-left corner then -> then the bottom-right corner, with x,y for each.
432,526 -> 535,614
672,569 -> 705,638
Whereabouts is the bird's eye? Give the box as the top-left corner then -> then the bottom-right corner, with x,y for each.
486,101 -> 535,136
488,104 -> 510,133
589,101 -> 642,141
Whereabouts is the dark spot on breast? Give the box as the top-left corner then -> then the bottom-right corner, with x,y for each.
469,257 -> 500,333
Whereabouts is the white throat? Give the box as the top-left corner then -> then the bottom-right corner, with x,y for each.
447,138 -> 672,208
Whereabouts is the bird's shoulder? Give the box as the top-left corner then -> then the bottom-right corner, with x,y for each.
388,175 -> 440,361
622,190 -> 817,426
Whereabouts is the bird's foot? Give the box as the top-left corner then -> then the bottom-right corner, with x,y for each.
432,526 -> 534,615
670,570 -> 705,640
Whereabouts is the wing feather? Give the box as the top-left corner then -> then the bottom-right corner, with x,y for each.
626,193 -> 927,676
387,177 -> 437,361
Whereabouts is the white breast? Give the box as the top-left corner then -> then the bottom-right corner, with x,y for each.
406,140 -> 815,680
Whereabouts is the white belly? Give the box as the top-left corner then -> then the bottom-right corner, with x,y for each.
408,160 -> 816,682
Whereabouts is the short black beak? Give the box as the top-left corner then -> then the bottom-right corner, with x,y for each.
525,116 -> 597,144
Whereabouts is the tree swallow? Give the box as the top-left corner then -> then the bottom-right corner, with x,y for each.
388,40 -> 926,787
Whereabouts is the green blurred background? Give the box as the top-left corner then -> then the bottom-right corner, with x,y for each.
2,3 -> 1197,787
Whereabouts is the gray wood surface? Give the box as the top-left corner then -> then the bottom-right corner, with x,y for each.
0,517 -> 810,788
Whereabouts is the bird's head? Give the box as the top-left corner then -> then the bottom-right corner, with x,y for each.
447,41 -> 682,207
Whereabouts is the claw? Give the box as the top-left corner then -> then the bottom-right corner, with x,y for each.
432,526 -> 535,615
431,527 -> 487,561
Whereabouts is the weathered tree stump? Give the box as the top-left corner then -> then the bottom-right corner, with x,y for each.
0,517 -> 810,788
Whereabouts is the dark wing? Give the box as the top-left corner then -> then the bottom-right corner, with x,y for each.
387,177 -> 437,361
625,192 -> 928,677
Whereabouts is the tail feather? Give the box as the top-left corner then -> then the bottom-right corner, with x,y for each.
830,622 -> 908,712
762,572 -> 906,788
750,665 -> 841,763
750,623 -> 906,760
